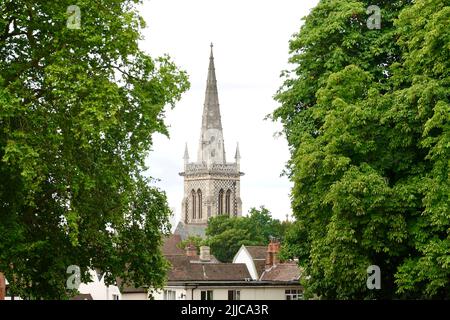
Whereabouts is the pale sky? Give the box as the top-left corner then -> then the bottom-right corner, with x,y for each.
139,0 -> 320,226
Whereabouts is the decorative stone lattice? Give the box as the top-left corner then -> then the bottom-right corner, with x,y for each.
213,179 -> 239,216
184,163 -> 239,176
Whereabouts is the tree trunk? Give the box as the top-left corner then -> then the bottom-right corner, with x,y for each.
0,272 -> 6,300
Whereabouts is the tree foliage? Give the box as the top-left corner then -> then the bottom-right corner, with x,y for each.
205,207 -> 289,262
0,0 -> 189,299
176,236 -> 204,254
274,0 -> 449,299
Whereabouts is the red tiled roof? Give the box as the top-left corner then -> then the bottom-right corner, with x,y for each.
162,234 -> 185,255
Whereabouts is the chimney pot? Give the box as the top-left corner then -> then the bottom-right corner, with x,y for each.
185,243 -> 197,257
199,246 -> 211,262
265,239 -> 281,269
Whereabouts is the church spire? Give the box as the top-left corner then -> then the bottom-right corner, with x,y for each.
201,43 -> 222,130
198,44 -> 226,164
178,44 -> 244,231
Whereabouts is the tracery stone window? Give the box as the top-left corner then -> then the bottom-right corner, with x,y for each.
197,189 -> 202,219
191,189 -> 196,220
218,189 -> 224,215
225,189 -> 231,215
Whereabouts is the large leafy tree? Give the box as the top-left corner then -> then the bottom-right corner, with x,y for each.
0,0 -> 189,299
205,207 -> 289,262
391,0 -> 449,298
273,0 -> 448,299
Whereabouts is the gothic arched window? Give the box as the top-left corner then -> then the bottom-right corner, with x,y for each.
218,189 -> 224,215
197,189 -> 202,219
225,189 -> 231,215
191,190 -> 196,220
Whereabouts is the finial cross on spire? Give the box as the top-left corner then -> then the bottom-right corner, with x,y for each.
210,42 -> 214,58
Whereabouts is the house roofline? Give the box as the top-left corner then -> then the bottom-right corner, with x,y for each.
166,281 -> 302,287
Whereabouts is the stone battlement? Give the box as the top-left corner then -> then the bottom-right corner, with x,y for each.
182,162 -> 241,176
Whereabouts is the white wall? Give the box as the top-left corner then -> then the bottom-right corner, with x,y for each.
240,287 -> 296,300
192,287 -> 297,300
78,269 -> 121,300
151,285 -> 303,300
121,292 -> 148,300
153,287 -> 189,300
232,246 -> 259,280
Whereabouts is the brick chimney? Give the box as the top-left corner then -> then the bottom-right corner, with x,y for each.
265,239 -> 281,269
185,243 -> 197,257
0,272 -> 5,300
199,246 -> 211,262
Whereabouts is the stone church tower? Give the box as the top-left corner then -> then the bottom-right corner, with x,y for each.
175,44 -> 244,239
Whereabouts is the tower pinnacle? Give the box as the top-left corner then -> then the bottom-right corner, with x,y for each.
183,143 -> 189,160
235,143 -> 241,161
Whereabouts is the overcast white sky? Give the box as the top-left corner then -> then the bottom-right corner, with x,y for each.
139,0 -> 320,225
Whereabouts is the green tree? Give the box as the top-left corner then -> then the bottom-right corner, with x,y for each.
391,0 -> 449,298
278,220 -> 308,262
205,207 -> 288,262
273,0 -> 449,299
177,236 -> 204,254
0,0 -> 189,299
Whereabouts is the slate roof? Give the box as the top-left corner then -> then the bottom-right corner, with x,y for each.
174,222 -> 206,240
243,246 -> 267,277
254,260 -> 267,278
260,263 -> 301,282
245,246 -> 267,260
166,255 -> 251,282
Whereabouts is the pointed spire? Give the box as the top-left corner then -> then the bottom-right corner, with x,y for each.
198,44 -> 226,164
235,142 -> 241,161
202,42 -> 222,130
